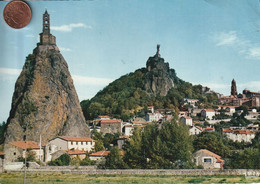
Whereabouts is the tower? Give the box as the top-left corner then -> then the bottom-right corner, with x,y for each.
39,10 -> 56,45
43,10 -> 50,34
231,79 -> 237,96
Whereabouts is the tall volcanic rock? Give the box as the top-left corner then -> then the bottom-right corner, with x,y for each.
144,45 -> 175,96
4,11 -> 89,145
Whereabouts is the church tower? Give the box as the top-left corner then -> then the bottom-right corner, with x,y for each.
231,79 -> 237,96
40,10 -> 56,45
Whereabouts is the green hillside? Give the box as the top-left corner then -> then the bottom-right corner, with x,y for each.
80,66 -> 218,121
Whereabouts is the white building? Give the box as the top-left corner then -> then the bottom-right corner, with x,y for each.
180,116 -> 193,126
222,129 -> 256,143
146,112 -> 163,122
124,124 -> 134,136
201,109 -> 215,120
45,136 -> 95,162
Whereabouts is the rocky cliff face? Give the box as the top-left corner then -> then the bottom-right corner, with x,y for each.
144,46 -> 175,96
4,44 -> 90,145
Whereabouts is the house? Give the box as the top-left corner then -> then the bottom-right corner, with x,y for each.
201,109 -> 215,120
193,149 -> 224,169
189,126 -> 203,135
123,124 -> 134,136
147,106 -> 154,113
117,136 -> 130,149
146,112 -> 163,122
89,150 -> 124,161
180,116 -> 193,126
100,119 -> 122,134
179,111 -> 188,117
89,151 -> 110,161
66,149 -> 86,160
45,136 -> 95,162
222,128 -> 256,143
184,99 -> 199,107
5,141 -> 43,162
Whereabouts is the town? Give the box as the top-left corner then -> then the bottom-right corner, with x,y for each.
2,78 -> 259,170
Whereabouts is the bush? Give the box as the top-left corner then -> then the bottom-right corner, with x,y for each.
48,154 -> 71,166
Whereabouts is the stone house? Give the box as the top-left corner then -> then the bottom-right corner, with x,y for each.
66,149 -> 86,160
193,149 -> 224,169
117,136 -> 129,149
5,141 -> 43,162
180,116 -> 193,126
222,129 -> 256,143
201,109 -> 215,120
100,119 -> 122,134
45,136 -> 95,162
189,126 -> 203,135
184,98 -> 199,107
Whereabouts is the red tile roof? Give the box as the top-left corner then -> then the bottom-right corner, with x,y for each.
58,136 -> 94,142
10,141 -> 40,149
201,149 -> 224,163
183,116 -> 192,119
90,151 -> 110,157
222,128 -> 232,133
223,129 -> 256,135
195,126 -> 203,131
66,149 -> 86,155
0,152 -> 4,155
203,109 -> 215,112
100,119 -> 122,124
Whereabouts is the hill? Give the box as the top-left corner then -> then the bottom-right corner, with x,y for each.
81,45 -> 218,121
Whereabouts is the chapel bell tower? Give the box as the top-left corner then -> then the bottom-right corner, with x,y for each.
40,10 -> 56,45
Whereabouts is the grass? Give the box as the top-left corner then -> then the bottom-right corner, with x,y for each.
0,172 -> 259,183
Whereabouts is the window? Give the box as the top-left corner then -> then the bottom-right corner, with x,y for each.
14,152 -> 16,155
204,158 -> 212,163
71,141 -> 73,145
81,142 -> 83,145
76,142 -> 78,145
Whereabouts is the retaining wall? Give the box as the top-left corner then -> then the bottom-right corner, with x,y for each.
6,167 -> 260,176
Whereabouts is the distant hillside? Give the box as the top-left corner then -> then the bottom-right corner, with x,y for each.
81,46 -> 218,121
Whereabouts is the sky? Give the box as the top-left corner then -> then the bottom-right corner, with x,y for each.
1,0 -> 260,123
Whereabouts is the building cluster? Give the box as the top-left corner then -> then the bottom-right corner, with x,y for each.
2,79 -> 259,170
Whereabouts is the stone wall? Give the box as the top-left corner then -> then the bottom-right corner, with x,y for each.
5,167 -> 260,176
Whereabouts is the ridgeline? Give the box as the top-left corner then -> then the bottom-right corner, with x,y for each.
81,45 -> 218,121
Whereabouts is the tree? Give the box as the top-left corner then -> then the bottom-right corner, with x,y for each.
123,127 -> 145,169
0,121 -> 6,144
80,154 -> 96,166
193,132 -> 231,157
48,154 -> 71,166
104,146 -> 127,169
225,148 -> 260,169
123,119 -> 194,169
94,140 -> 105,152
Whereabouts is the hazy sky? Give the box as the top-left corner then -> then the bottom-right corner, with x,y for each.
1,0 -> 260,123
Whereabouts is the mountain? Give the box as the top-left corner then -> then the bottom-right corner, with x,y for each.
4,11 -> 89,146
81,45 -> 218,121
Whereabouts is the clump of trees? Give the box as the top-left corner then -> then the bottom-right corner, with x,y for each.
102,119 -> 194,169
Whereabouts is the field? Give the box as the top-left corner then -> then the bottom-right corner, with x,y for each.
0,172 -> 259,184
